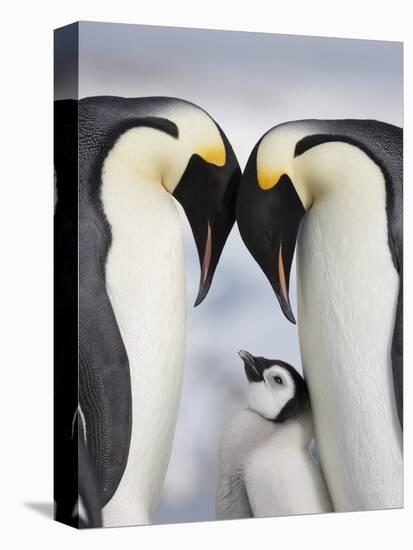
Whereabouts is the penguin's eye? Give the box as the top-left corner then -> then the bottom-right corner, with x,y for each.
274,376 -> 283,384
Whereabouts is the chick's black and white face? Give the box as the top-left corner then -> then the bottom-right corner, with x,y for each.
247,365 -> 296,420
238,351 -> 309,422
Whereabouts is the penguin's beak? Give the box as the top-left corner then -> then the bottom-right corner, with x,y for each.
236,148 -> 305,324
238,350 -> 263,382
173,130 -> 241,306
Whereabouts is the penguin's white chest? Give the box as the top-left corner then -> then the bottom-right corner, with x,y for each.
296,155 -> 402,511
100,168 -> 186,526
245,437 -> 332,516
217,410 -> 332,518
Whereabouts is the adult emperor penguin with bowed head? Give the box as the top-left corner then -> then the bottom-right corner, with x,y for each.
55,96 -> 240,527
236,119 -> 402,512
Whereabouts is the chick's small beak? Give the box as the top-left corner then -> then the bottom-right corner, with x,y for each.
238,350 -> 262,382
238,350 -> 255,366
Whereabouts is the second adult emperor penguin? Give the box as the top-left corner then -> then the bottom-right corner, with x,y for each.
236,120 -> 402,512
55,96 -> 240,527
217,351 -> 332,519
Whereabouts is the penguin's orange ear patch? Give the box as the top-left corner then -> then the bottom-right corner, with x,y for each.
257,167 -> 285,190
196,144 -> 226,167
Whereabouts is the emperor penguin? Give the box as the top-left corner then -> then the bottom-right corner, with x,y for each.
217,351 -> 332,519
54,96 -> 241,527
236,120 -> 403,512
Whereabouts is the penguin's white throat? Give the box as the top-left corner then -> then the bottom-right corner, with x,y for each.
293,140 -> 385,209
247,367 -> 296,421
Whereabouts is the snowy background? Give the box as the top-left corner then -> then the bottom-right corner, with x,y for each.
55,22 -> 402,524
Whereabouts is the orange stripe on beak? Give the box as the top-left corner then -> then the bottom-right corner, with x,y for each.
278,243 -> 289,305
202,222 -> 212,283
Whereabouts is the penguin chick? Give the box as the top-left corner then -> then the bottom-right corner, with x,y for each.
216,351 -> 333,519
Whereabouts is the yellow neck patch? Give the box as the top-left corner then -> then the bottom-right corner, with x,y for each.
257,167 -> 285,190
196,144 -> 226,167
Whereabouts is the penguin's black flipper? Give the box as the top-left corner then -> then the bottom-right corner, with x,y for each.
391,276 -> 403,429
78,426 -> 103,528
386,130 -> 403,430
79,214 -> 133,507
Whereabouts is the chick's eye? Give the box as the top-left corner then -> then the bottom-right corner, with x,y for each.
274,376 -> 283,384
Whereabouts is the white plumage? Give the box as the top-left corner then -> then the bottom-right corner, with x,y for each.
102,165 -> 186,526
296,142 -> 402,511
217,355 -> 332,519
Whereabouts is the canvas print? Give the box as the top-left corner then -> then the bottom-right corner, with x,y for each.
54,22 -> 403,529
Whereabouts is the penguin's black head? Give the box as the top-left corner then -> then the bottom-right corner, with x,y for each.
236,136 -> 306,324
238,350 -> 310,423
173,124 -> 241,306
